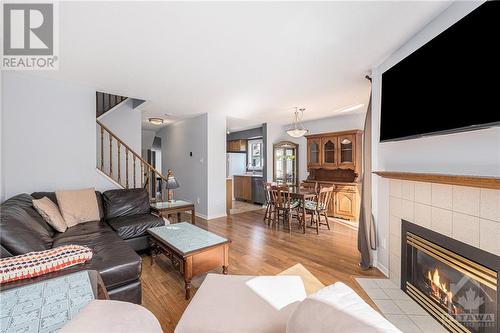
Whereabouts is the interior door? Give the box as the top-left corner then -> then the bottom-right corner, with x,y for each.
321,136 -> 337,168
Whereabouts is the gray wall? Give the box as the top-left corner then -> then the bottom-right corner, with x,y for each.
227,126 -> 263,141
1,72 -> 118,200
157,114 -> 209,217
141,129 -> 156,159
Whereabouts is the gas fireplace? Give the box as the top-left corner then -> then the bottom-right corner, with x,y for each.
401,220 -> 500,333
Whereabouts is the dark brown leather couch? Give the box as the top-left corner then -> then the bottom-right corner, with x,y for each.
0,188 -> 164,304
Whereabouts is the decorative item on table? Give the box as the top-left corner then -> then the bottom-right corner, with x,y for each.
286,107 -> 308,138
166,169 -> 180,202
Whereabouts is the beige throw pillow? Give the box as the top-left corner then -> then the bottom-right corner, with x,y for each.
32,197 -> 68,233
56,188 -> 100,228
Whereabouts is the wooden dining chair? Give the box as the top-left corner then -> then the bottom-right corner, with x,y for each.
269,185 -> 298,231
262,182 -> 274,224
304,185 -> 334,234
299,181 -> 318,192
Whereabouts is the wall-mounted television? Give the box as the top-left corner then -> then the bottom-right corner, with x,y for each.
380,1 -> 500,142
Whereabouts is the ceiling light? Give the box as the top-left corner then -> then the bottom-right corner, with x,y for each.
337,104 -> 365,113
148,118 -> 165,125
286,107 -> 308,138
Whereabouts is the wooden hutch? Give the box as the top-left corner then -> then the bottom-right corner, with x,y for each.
305,129 -> 363,221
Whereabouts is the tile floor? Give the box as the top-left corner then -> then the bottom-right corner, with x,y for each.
356,278 -> 448,333
230,200 -> 263,215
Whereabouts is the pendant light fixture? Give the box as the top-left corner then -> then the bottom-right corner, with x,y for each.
286,107 -> 308,138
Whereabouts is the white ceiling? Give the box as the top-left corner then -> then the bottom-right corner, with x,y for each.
33,1 -> 451,130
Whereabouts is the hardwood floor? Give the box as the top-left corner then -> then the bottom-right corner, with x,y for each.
141,209 -> 384,333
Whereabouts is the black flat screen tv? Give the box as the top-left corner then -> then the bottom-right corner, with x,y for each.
380,1 -> 500,142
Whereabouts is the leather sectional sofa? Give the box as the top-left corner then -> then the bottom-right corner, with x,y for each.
0,188 -> 164,304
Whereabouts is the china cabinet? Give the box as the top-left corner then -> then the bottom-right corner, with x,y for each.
305,130 -> 363,221
273,141 -> 298,186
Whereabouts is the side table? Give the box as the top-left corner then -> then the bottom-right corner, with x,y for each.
150,200 -> 196,224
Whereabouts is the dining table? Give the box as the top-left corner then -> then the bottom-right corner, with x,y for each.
287,186 -> 317,234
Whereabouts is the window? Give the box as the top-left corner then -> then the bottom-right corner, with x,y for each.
247,139 -> 263,171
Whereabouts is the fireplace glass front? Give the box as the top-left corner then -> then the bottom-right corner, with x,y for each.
402,221 -> 499,333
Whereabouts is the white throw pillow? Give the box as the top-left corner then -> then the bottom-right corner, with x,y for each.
286,282 -> 401,333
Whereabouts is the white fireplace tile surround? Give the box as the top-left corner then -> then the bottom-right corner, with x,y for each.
356,278 -> 448,333
387,179 -> 500,287
452,186 -> 480,216
480,189 -> 500,222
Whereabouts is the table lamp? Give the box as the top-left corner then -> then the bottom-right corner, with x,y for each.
166,169 -> 180,202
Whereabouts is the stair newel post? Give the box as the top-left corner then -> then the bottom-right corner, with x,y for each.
146,166 -> 152,201
109,134 -> 113,178
100,125 -> 104,171
133,155 -> 136,188
141,161 -> 144,188
151,166 -> 156,201
159,176 -> 163,202
117,141 -> 121,185
125,149 -> 129,189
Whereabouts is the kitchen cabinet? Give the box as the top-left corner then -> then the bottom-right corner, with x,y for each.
234,175 -> 252,201
234,175 -> 264,204
227,139 -> 247,152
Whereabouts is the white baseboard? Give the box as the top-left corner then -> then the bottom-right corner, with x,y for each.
193,212 -> 227,220
376,262 -> 389,277
207,213 -> 227,220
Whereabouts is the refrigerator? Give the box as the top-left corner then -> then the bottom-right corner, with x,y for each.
226,153 -> 247,200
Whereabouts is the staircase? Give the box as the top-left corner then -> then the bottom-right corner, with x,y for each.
96,91 -> 146,118
95,93 -> 166,201
96,91 -> 127,118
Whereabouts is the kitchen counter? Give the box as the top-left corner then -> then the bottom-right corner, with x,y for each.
233,175 -> 265,204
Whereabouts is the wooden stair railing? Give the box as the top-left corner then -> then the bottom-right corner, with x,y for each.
96,119 -> 168,201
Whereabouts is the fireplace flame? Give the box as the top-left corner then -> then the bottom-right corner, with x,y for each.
428,268 -> 448,293
427,268 -> 454,311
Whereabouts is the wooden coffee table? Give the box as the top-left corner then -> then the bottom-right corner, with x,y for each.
148,222 -> 231,299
